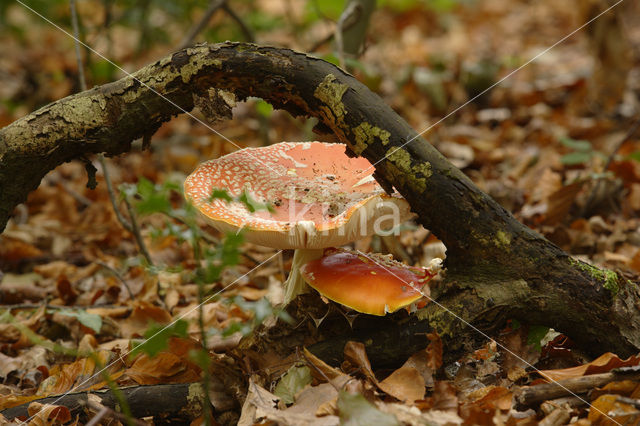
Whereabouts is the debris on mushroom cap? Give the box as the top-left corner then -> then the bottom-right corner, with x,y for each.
184,142 -> 414,249
299,248 -> 439,316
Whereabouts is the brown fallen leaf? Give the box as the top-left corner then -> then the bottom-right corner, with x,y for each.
403,350 -> 436,388
343,341 -> 376,384
55,275 -> 78,305
460,386 -> 512,425
39,350 -> 119,396
589,394 -> 640,426
0,237 -> 43,265
378,366 -> 425,403
238,378 -> 339,426
26,401 -> 71,426
420,381 -> 458,413
119,301 -> 172,338
303,348 -> 350,389
126,351 -> 200,385
591,380 -> 640,400
343,341 -> 427,403
284,383 -> 338,417
539,352 -> 640,382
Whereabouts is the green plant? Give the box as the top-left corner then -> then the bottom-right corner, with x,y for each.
560,137 -> 606,166
119,177 -> 286,424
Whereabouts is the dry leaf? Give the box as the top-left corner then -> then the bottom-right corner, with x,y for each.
378,366 -> 425,403
126,351 -> 200,385
26,401 -> 71,425
589,394 -> 640,426
539,352 -> 640,382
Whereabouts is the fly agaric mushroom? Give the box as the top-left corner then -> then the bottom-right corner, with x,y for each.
184,142 -> 414,303
299,248 -> 441,316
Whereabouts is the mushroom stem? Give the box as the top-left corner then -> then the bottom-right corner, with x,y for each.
283,248 -> 325,304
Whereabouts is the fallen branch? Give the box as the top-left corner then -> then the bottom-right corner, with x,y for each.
516,368 -> 640,407
0,383 -> 206,423
1,43 -> 639,361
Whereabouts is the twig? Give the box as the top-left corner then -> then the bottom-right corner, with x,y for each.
222,3 -> 254,42
616,396 -> 640,409
85,399 -> 147,426
516,368 -> 640,407
70,0 -> 86,92
539,406 -> 571,426
179,0 -> 226,49
99,157 -> 131,232
123,196 -> 154,266
45,173 -> 92,207
98,156 -> 154,266
309,3 -> 362,55
95,261 -> 135,300
70,0 -> 153,266
335,1 -> 361,69
1,303 -> 121,311
301,349 -> 340,392
581,116 -> 640,217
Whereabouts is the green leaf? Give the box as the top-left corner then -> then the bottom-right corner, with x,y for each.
255,99 -> 273,118
220,232 -> 243,265
131,319 -> 189,357
58,310 -> 102,334
561,151 -> 593,166
627,151 -> 640,162
560,137 -> 593,152
209,188 -> 233,203
274,365 -> 312,404
320,53 -> 341,67
426,0 -> 459,13
338,391 -> 400,426
527,325 -> 550,351
238,190 -> 274,213
134,178 -> 172,215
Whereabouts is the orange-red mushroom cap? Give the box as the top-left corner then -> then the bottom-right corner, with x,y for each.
299,248 -> 438,316
184,142 -> 413,249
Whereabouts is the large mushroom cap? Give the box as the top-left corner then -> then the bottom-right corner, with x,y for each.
184,142 -> 413,249
299,248 -> 437,316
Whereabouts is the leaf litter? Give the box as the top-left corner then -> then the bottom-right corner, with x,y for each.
1,0 -> 640,424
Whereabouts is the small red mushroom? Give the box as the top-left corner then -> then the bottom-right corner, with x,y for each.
184,142 -> 414,303
299,248 -> 441,316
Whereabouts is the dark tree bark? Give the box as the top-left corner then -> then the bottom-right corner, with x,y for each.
0,383 -> 206,423
1,42 -> 639,359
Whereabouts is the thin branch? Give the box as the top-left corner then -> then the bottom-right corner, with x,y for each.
222,3 -> 254,42
99,157 -> 132,232
45,173 -> 92,207
70,0 -> 152,267
70,0 -> 86,92
95,261 -> 135,300
334,1 -> 361,69
123,196 -> 154,266
179,0 -> 226,49
84,400 -> 147,426
98,155 -> 154,267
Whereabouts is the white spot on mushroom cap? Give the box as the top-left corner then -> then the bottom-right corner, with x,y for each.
184,142 -> 414,249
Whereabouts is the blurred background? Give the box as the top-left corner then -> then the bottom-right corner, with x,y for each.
1,1 -> 640,422
0,0 -> 640,333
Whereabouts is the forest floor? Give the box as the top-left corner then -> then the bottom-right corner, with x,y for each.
1,0 -> 640,424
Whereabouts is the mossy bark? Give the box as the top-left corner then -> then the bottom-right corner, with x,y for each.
1,42 -> 639,360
